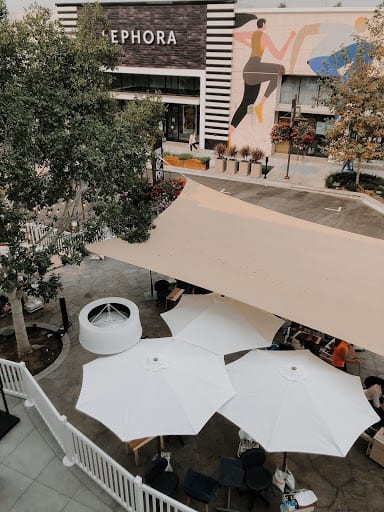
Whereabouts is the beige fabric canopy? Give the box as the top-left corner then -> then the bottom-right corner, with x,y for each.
87,178 -> 384,357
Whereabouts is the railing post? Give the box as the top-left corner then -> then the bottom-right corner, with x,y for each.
19,362 -> 35,408
60,415 -> 76,467
133,475 -> 144,512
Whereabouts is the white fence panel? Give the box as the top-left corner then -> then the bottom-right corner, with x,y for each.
0,360 -> 26,398
142,483 -> 194,512
69,424 -> 136,512
21,366 -> 67,452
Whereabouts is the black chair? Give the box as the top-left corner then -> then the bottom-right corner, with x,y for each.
154,280 -> 170,308
364,375 -> 384,389
217,457 -> 244,512
240,448 -> 273,509
144,456 -> 179,497
183,468 -> 219,512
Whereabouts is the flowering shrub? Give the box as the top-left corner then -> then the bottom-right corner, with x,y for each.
150,177 -> 186,213
291,122 -> 316,151
270,121 -> 316,152
270,122 -> 291,144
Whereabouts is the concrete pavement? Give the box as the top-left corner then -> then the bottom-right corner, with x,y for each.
1,164 -> 384,512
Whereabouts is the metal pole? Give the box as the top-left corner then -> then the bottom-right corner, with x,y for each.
284,96 -> 297,180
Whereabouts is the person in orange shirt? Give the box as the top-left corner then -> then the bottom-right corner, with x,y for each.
332,339 -> 359,372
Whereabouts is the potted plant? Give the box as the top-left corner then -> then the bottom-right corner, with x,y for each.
163,152 -> 184,167
238,145 -> 251,176
270,121 -> 291,153
214,143 -> 227,173
250,147 -> 265,177
184,155 -> 211,171
225,145 -> 238,174
291,122 -> 316,154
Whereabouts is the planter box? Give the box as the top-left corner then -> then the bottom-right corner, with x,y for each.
275,141 -> 289,154
183,159 -> 210,171
164,155 -> 184,167
250,162 -> 262,177
215,158 -> 226,173
238,161 -> 250,176
226,159 -> 239,174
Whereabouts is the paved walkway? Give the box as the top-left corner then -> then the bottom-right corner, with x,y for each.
0,395 -> 124,512
1,155 -> 384,511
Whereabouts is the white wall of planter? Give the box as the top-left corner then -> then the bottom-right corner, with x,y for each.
79,297 -> 142,355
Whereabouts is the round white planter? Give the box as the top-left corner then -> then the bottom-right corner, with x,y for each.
79,297 -> 142,355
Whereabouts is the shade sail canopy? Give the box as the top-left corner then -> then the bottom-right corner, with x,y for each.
219,349 -> 379,457
87,178 -> 384,357
161,293 -> 284,355
76,338 -> 235,441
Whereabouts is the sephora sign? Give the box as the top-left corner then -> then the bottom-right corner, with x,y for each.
106,29 -> 177,46
101,4 -> 207,69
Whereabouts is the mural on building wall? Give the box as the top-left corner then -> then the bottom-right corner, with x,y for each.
289,17 -> 370,79
229,14 -> 295,144
229,12 -> 371,154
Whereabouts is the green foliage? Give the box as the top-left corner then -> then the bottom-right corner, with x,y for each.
178,153 -> 194,160
320,9 -> 384,183
0,5 -> 164,347
325,171 -> 384,194
199,156 -> 210,164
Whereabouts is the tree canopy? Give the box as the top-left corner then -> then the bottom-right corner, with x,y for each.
0,4 -> 164,356
321,5 -> 384,183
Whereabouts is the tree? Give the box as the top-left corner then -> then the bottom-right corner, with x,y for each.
0,5 -> 163,357
320,6 -> 384,184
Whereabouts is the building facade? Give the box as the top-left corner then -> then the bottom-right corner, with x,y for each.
56,1 -> 374,156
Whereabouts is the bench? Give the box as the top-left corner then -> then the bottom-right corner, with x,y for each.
126,436 -> 164,466
166,287 -> 184,310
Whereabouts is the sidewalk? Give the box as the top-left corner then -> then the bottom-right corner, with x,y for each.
163,141 -> 384,211
0,394 -> 124,512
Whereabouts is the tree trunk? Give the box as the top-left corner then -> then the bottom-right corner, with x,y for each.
8,289 -> 32,358
355,157 -> 362,185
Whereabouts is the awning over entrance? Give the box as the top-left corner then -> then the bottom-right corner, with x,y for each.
87,179 -> 384,357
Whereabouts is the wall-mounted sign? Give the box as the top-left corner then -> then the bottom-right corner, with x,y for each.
99,4 -> 207,69
104,30 -> 177,45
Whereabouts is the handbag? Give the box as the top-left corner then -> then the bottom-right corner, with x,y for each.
273,465 -> 296,493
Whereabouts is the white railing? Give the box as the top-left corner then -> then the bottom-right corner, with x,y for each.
23,222 -> 114,255
0,358 -> 193,512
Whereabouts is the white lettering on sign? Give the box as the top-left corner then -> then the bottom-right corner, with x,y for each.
102,29 -> 177,45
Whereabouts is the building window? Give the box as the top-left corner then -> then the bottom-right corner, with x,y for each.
111,74 -> 199,96
280,75 -> 327,108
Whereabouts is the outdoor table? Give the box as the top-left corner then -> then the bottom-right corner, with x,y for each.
216,457 -> 244,512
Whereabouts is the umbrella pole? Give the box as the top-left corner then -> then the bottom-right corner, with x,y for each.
282,452 -> 287,471
150,270 -> 154,297
157,436 -> 162,457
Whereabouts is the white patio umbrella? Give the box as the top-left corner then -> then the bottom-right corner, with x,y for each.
76,337 -> 235,441
219,349 -> 379,457
161,293 -> 285,355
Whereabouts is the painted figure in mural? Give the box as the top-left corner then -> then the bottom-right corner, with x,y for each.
229,14 -> 296,142
289,17 -> 370,78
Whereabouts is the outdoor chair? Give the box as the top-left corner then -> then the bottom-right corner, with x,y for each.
154,280 -> 171,308
240,447 -> 273,509
144,455 -> 179,497
183,468 -> 219,512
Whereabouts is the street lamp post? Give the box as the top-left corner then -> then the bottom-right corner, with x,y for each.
284,95 -> 297,180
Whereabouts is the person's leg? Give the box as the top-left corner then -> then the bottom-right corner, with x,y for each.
249,63 -> 285,122
230,82 -> 261,129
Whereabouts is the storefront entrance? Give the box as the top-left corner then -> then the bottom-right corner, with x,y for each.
165,104 -> 199,143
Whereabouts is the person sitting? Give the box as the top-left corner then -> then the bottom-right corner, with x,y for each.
332,339 -> 359,372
